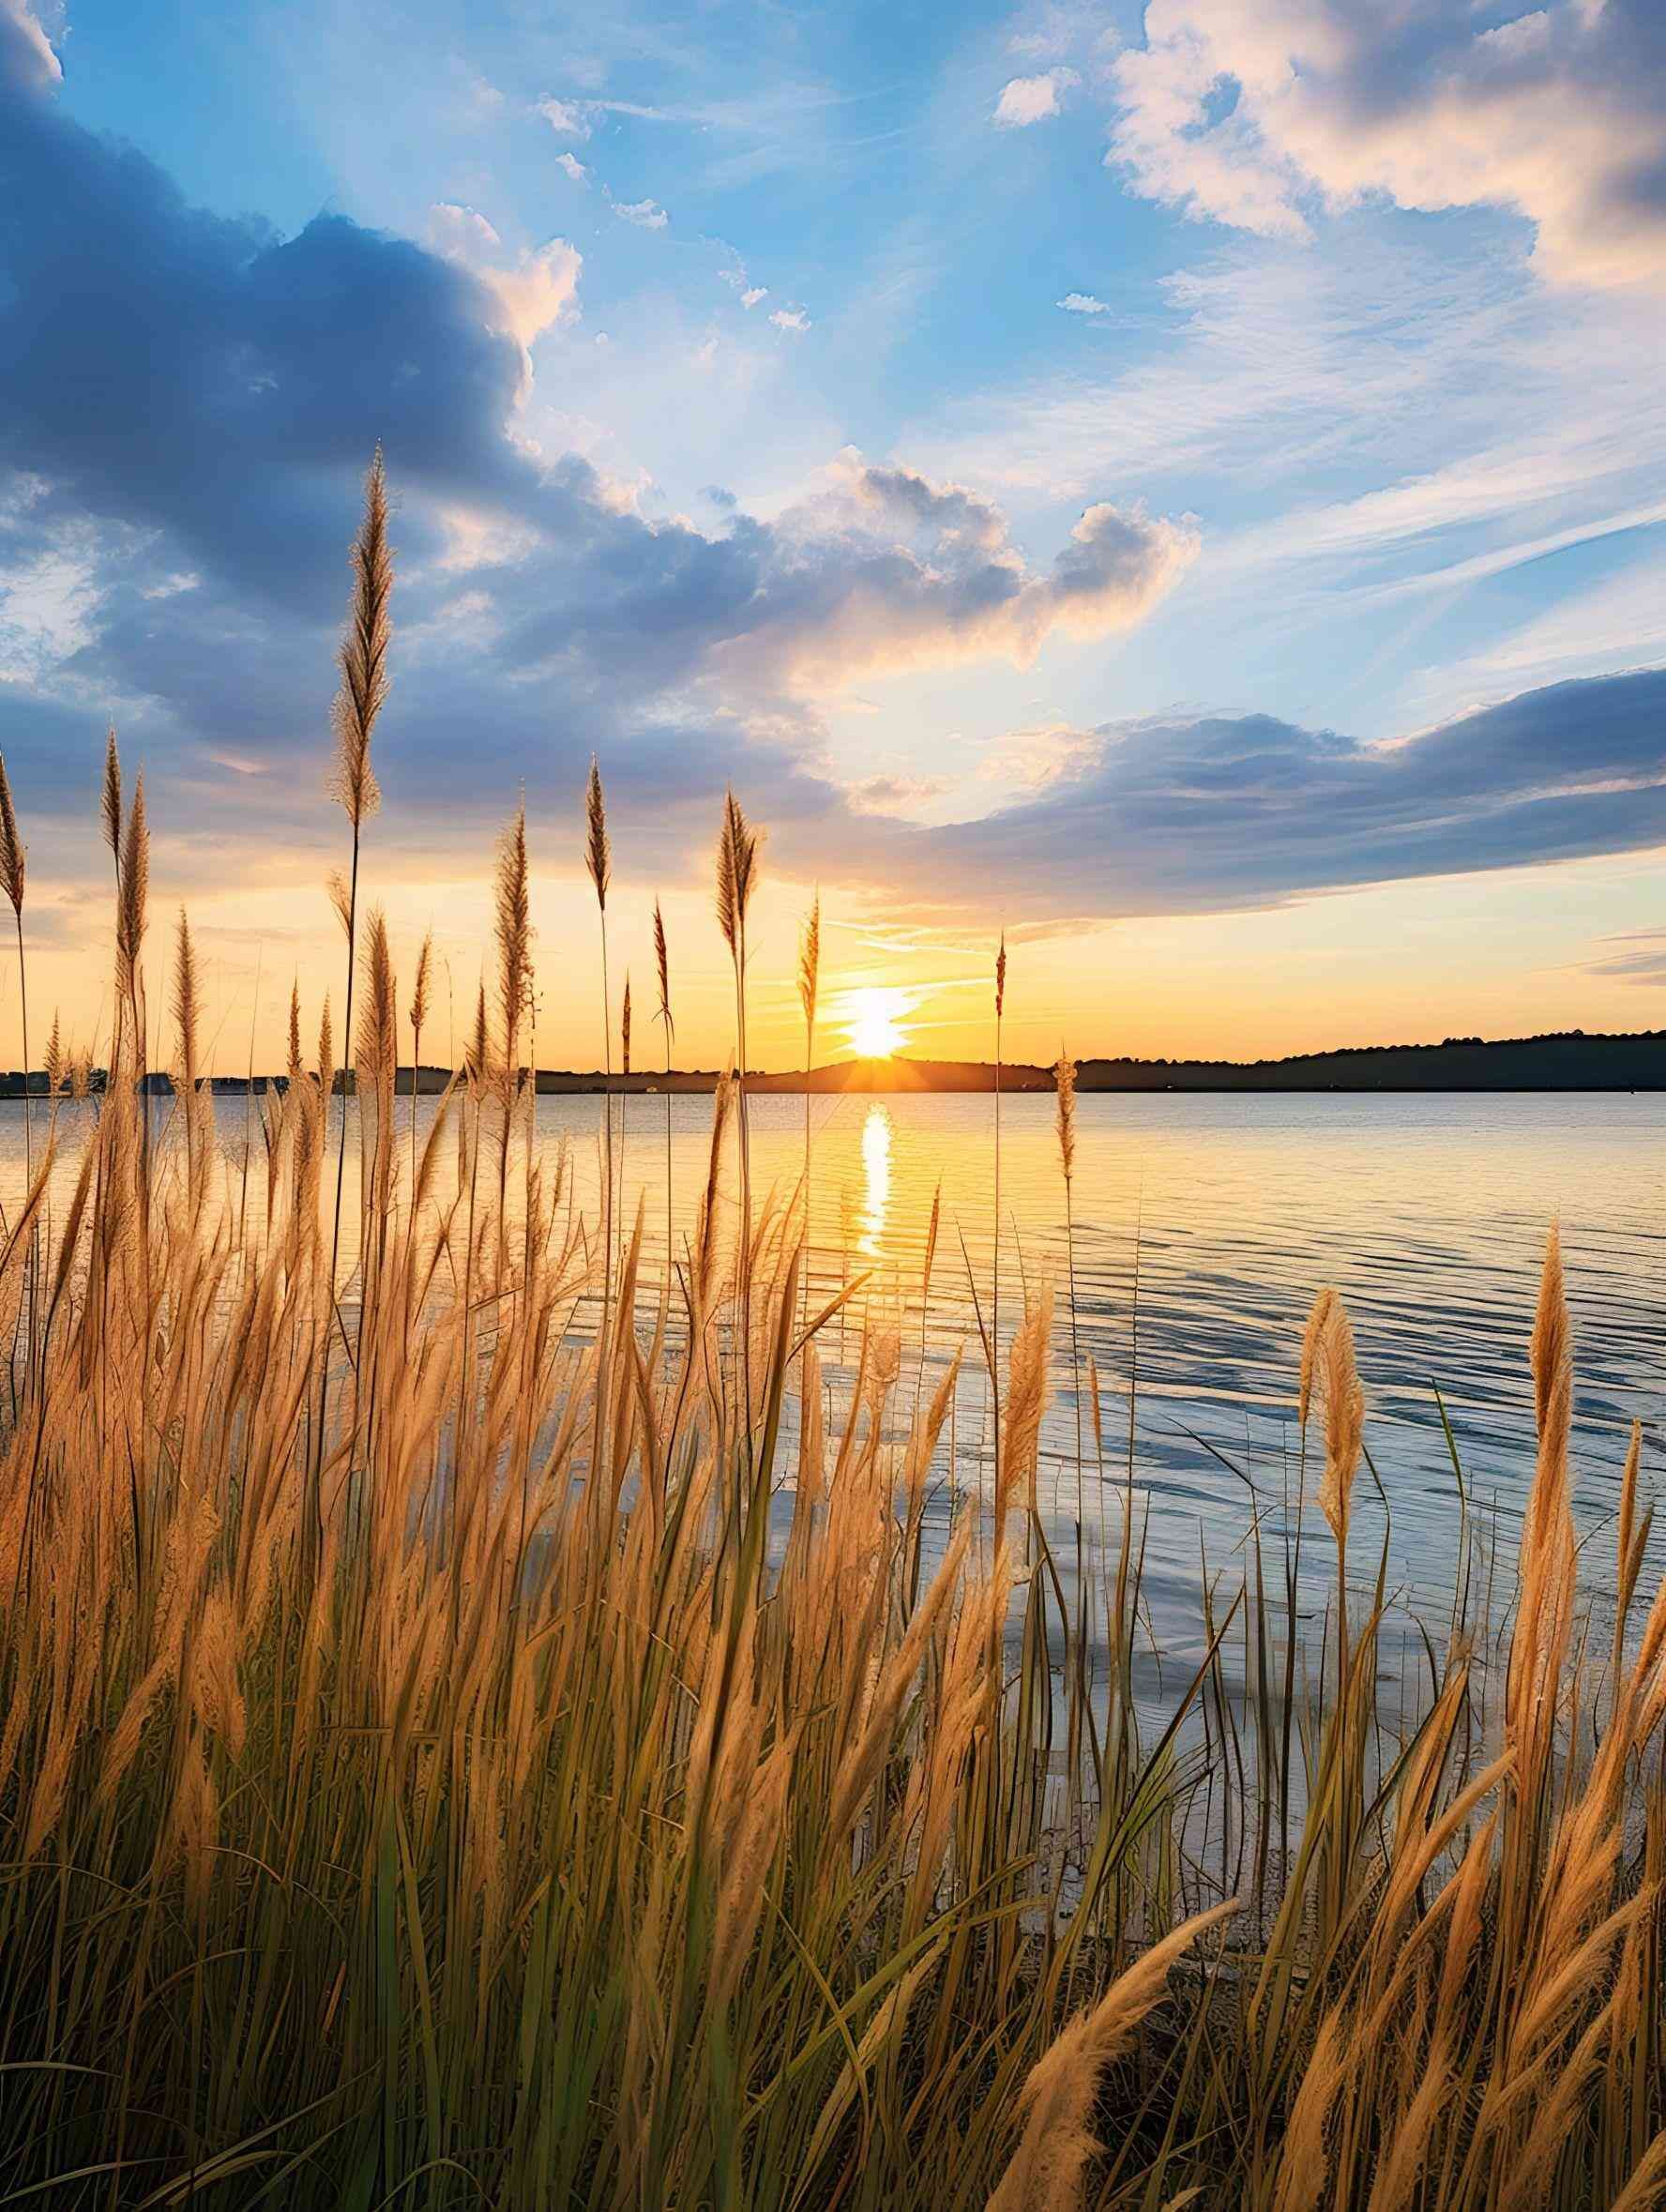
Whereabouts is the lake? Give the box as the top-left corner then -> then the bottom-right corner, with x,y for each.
4,1087 -> 1660,1678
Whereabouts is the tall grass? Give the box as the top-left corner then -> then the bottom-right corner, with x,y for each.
0,467 -> 1661,2208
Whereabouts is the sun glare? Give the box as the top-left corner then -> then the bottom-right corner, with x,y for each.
846,986 -> 907,1059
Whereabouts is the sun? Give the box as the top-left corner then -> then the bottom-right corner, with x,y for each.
846,986 -> 907,1059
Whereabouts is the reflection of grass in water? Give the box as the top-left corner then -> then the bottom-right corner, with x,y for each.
0,460 -> 1661,2209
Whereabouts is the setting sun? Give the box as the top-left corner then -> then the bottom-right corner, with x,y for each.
845,986 -> 908,1059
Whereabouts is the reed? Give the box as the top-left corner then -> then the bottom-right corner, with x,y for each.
585,754 -> 613,1465
313,449 -> 392,1569
654,896 -> 673,1280
409,928 -> 432,1193
0,463 -> 1659,2212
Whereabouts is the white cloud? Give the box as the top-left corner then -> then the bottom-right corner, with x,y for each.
769,306 -> 810,333
993,69 -> 1077,127
428,203 -> 502,257
1,0 -> 60,87
1109,0 -> 1666,289
719,264 -> 769,308
613,197 -> 669,230
486,239 -> 583,351
426,206 -> 582,366
0,528 -> 101,678
1057,291 -> 1109,314
555,153 -> 588,185
724,454 -> 1199,689
536,98 -> 591,140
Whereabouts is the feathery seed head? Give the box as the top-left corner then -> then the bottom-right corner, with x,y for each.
494,803 -> 532,1064
1530,1222 -> 1569,1444
1298,1287 -> 1337,1431
356,907 -> 396,1083
1303,1292 -> 1365,1549
1054,1048 -> 1076,1183
621,973 -> 631,1077
172,909 -> 201,1086
653,899 -> 671,1034
0,755 -> 25,918
326,449 -> 391,829
101,726 -> 122,860
465,983 -> 490,1084
410,932 -> 432,1038
995,933 -> 1007,1021
116,773 -> 149,990
716,790 -> 759,957
798,893 -> 821,1037
584,758 -> 611,913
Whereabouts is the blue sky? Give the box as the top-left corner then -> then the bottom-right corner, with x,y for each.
3,0 -> 1665,1066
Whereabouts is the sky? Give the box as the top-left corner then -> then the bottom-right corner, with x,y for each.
2,0 -> 1665,1072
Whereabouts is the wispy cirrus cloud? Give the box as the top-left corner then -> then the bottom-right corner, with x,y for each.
1581,930 -> 1666,987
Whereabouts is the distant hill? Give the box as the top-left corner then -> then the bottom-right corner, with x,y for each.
4,1029 -> 1660,1098
533,1029 -> 1666,1092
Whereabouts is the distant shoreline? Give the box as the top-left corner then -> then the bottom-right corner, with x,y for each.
2,1028 -> 1661,1097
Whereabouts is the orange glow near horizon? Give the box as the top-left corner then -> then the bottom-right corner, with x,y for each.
843,986 -> 909,1059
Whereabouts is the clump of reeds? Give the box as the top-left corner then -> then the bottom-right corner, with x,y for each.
0,459 -> 1659,2212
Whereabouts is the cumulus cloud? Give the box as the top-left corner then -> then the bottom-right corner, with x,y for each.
993,69 -> 1077,127
0,0 -> 58,88
768,306 -> 810,332
427,205 -> 581,367
1057,291 -> 1109,314
554,152 -> 588,185
613,197 -> 669,230
718,457 -> 1198,689
1110,0 -> 1666,288
741,286 -> 767,309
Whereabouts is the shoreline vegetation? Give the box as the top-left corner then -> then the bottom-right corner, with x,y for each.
1,457 -> 1663,2208
0,1025 -> 1659,1097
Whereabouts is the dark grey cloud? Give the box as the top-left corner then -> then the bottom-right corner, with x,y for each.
786,670 -> 1666,918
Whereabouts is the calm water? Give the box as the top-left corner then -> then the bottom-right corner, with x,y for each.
6,1089 -> 1662,1673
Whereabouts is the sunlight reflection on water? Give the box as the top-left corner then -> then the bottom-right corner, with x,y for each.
857,1101 -> 891,1261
